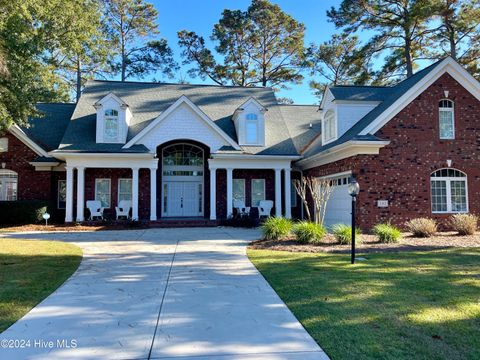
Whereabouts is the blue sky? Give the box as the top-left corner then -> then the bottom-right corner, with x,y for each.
148,0 -> 341,104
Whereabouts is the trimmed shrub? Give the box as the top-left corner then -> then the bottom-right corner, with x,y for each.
450,213 -> 478,235
0,200 -> 53,225
405,218 -> 437,238
261,217 -> 293,240
373,223 -> 402,243
293,221 -> 327,244
332,223 -> 361,245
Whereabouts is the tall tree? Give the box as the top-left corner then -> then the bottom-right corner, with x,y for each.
178,0 -> 306,88
308,34 -> 372,97
429,0 -> 480,76
103,0 -> 177,82
51,0 -> 114,101
327,0 -> 435,81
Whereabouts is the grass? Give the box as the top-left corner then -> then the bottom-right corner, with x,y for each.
0,239 -> 82,332
248,248 -> 480,360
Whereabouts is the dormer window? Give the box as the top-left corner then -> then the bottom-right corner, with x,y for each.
245,113 -> 259,144
104,109 -> 119,142
324,110 -> 336,143
439,99 -> 454,139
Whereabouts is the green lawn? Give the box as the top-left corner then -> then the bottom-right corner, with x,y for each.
248,248 -> 480,360
0,239 -> 82,332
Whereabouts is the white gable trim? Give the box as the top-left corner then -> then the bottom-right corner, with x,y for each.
123,95 -> 241,150
94,92 -> 128,108
236,97 -> 267,113
9,125 -> 49,157
361,57 -> 480,135
320,87 -> 334,109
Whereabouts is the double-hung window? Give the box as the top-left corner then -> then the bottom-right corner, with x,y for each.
118,179 -> 132,203
95,179 -> 111,208
0,170 -> 17,201
245,113 -> 259,144
233,179 -> 246,203
431,169 -> 467,213
251,179 -> 265,207
104,109 -> 119,142
58,180 -> 66,209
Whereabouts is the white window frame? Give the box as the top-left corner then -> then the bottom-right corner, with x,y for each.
323,110 -> 336,144
0,137 -> 8,152
430,169 -> 468,214
245,113 -> 259,145
58,179 -> 66,209
251,179 -> 265,207
104,109 -> 119,142
233,178 -> 246,203
291,180 -> 297,207
118,178 -> 132,203
0,169 -> 18,201
439,99 -> 455,140
95,178 -> 111,208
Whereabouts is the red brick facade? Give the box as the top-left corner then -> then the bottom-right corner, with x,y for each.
305,73 -> 480,230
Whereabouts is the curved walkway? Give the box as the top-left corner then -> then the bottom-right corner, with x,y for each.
0,227 -> 328,360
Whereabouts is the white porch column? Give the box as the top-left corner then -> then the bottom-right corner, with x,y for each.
132,167 -> 139,221
65,165 -> 74,222
284,168 -> 292,219
226,168 -> 233,218
76,166 -> 85,222
149,167 -> 157,221
275,168 -> 282,217
210,168 -> 217,220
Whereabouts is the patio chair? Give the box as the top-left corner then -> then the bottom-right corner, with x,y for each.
233,200 -> 250,217
86,200 -> 105,221
115,200 -> 132,220
258,200 -> 273,217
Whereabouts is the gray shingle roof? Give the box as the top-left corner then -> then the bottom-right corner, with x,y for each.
303,59 -> 445,158
279,105 -> 321,152
21,103 -> 75,151
58,80 -> 299,155
329,86 -> 395,102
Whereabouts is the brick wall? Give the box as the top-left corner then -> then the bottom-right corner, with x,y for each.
304,73 -> 480,230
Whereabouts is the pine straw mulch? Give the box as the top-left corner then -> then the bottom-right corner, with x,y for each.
249,232 -> 480,254
0,222 -> 148,233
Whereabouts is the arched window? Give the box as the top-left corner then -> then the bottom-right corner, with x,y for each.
162,144 -> 204,176
0,169 -> 18,201
104,109 -> 119,141
431,168 -> 467,213
324,110 -> 336,142
245,113 -> 259,144
439,99 -> 454,139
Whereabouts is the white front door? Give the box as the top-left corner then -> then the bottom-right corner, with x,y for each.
164,181 -> 202,217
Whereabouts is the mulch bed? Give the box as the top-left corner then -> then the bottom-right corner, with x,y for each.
249,232 -> 480,254
0,222 -> 148,233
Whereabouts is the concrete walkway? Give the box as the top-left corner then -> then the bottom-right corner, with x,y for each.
0,228 -> 328,360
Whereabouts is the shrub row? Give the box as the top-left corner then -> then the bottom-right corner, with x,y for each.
0,200 -> 54,225
405,214 -> 477,237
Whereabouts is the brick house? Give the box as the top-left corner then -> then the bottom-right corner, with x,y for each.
0,57 -> 478,229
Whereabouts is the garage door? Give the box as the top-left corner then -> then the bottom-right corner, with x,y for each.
323,174 -> 351,228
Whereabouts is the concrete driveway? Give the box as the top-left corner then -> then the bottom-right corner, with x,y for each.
0,227 -> 328,360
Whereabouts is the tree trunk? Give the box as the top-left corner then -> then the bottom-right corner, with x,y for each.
405,37 -> 413,77
76,57 -> 82,103
121,16 -> 126,82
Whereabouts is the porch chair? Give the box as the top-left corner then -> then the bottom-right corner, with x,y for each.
115,200 -> 132,220
233,200 -> 250,217
258,200 -> 274,217
86,200 -> 105,221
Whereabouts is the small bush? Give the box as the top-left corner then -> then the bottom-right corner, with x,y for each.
261,217 -> 293,240
405,218 -> 437,238
293,221 -> 327,244
373,223 -> 402,243
0,200 -> 53,225
332,224 -> 361,245
450,213 -> 478,235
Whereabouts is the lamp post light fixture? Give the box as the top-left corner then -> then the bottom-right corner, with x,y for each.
42,212 -> 50,226
348,177 -> 360,264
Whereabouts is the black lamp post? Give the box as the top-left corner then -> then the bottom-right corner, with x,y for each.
348,177 -> 360,264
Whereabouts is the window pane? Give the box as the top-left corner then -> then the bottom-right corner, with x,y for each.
450,180 -> 467,212
58,180 -> 66,209
118,179 -> 132,202
291,180 -> 297,207
246,121 -> 258,144
439,110 -> 454,139
251,179 -> 265,207
233,179 -> 245,202
0,171 -> 18,201
105,118 -> 118,140
95,179 -> 111,207
431,180 -> 447,212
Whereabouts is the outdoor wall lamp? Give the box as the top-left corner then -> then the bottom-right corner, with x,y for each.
348,177 -> 360,264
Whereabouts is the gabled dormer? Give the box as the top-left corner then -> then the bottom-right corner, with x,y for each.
233,97 -> 267,146
94,93 -> 132,144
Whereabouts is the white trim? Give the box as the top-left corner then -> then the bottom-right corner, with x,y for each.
118,178 -> 132,204
95,178 -> 111,208
319,170 -> 353,180
9,125 -> 49,157
298,140 -> 390,170
430,169 -> 468,214
251,178 -> 266,207
94,92 -> 129,108
209,157 -> 294,171
361,57 -> 480,135
211,153 -> 300,160
320,87 -> 334,110
235,97 -> 268,113
123,95 -> 241,150
49,151 -> 155,158
322,109 -> 337,145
